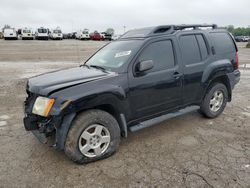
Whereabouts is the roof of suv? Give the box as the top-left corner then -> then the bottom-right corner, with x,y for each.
120,24 -> 219,39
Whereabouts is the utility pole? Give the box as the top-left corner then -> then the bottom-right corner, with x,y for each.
123,26 -> 126,34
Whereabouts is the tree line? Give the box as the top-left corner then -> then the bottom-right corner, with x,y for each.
226,25 -> 250,36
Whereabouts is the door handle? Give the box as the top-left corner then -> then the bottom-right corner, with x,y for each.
173,72 -> 182,79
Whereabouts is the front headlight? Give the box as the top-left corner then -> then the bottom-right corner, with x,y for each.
32,97 -> 55,117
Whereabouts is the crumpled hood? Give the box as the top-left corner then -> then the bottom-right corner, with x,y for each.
27,66 -> 116,96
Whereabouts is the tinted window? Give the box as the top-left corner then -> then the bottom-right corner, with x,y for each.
138,40 -> 175,72
210,32 -> 235,54
53,30 -> 62,33
38,29 -> 47,33
23,30 -> 31,33
196,34 -> 208,60
180,35 -> 201,65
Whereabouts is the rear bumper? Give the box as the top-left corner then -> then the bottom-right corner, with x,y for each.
22,37 -> 33,40
227,69 -> 240,90
36,36 -> 48,40
4,37 -> 17,40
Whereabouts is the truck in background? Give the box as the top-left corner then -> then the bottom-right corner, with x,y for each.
3,28 -> 18,40
76,29 -> 90,40
35,27 -> 49,40
21,28 -> 34,40
50,27 -> 63,40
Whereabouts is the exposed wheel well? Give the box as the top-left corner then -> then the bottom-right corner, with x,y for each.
207,75 -> 232,102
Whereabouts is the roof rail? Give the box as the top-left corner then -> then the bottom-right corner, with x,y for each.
120,24 -> 218,39
174,24 -> 217,30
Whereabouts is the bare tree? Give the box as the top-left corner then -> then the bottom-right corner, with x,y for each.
2,24 -> 11,32
105,28 -> 114,35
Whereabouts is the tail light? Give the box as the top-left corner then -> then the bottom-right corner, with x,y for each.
235,52 -> 239,69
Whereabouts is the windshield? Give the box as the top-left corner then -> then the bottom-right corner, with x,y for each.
38,28 -> 47,33
23,30 -> 31,33
85,40 -> 143,72
53,30 -> 62,33
83,31 -> 88,34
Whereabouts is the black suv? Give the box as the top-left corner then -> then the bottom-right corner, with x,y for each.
24,24 -> 240,163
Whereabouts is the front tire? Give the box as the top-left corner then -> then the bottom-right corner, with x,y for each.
64,110 -> 120,164
200,83 -> 228,118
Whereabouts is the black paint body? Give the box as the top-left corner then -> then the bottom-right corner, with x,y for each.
23,25 -> 240,149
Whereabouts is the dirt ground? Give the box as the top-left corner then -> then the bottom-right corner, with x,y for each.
0,40 -> 249,188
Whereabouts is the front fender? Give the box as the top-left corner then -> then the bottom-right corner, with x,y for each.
49,83 -> 127,116
55,112 -> 76,150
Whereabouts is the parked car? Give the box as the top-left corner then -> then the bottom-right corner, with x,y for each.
111,34 -> 121,40
23,24 -> 240,164
21,28 -> 34,40
63,33 -> 69,39
76,29 -> 90,40
100,32 -> 112,41
234,36 -> 249,42
35,27 -> 49,40
66,33 -> 73,39
3,28 -> 18,40
50,28 -> 63,40
90,31 -> 102,40
69,32 -> 77,39
17,29 -> 22,39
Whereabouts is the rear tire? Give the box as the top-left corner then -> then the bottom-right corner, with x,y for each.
200,83 -> 228,118
64,109 -> 120,164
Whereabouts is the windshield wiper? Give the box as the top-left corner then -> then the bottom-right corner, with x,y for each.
80,64 -> 90,69
89,65 -> 107,72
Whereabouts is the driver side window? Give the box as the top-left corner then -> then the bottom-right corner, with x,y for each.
138,40 -> 175,72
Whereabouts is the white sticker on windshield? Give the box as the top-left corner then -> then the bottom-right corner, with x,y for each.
115,50 -> 131,58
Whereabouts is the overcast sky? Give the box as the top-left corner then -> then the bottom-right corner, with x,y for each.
0,0 -> 249,34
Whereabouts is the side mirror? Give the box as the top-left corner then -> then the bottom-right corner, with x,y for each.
138,60 -> 154,72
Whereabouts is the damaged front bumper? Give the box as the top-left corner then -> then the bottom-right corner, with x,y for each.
23,113 -> 76,150
23,91 -> 76,150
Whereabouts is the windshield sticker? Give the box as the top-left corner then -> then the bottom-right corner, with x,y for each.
115,50 -> 131,58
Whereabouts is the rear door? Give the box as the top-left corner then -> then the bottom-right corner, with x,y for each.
177,32 -> 210,105
128,38 -> 183,120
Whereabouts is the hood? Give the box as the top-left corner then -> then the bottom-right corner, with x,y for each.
27,66 -> 116,96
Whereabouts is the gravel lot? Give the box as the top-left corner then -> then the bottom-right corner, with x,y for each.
0,40 -> 249,188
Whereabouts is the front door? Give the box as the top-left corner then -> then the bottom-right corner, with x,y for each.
128,39 -> 183,120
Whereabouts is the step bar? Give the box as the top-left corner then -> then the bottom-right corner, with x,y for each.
129,106 -> 200,132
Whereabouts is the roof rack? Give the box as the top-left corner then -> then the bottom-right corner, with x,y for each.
173,24 -> 217,30
120,24 -> 218,39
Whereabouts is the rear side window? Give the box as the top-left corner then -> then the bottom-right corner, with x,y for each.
210,32 -> 235,54
138,40 -> 175,72
196,34 -> 208,60
179,35 -> 201,65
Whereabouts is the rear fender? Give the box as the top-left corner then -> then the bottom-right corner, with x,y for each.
202,59 -> 233,84
201,59 -> 234,101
